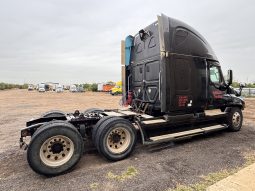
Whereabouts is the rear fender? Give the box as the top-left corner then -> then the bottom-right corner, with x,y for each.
26,116 -> 66,127
20,120 -> 70,150
22,117 -> 67,138
224,104 -> 244,113
21,123 -> 45,137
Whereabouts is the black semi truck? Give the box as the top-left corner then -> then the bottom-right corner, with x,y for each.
20,14 -> 245,176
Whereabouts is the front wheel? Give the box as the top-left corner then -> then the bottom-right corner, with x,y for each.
227,107 -> 243,131
27,121 -> 84,176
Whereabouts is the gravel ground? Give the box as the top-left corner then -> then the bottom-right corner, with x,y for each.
0,90 -> 254,191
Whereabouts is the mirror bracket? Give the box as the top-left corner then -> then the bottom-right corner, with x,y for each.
139,29 -> 151,41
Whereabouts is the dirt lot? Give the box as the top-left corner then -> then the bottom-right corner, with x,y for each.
0,89 -> 255,191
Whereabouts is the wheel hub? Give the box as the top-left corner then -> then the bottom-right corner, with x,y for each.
232,112 -> 241,127
106,127 -> 131,154
110,133 -> 121,143
40,135 -> 74,167
51,142 -> 64,154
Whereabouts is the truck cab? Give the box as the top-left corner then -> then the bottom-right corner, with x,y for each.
123,14 -> 244,116
38,83 -> 46,92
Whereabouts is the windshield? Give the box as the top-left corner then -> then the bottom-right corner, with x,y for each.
39,84 -> 45,88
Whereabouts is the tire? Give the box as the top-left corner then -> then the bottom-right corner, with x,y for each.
27,121 -> 84,176
92,116 -> 116,146
227,107 -> 243,132
31,120 -> 66,137
84,108 -> 103,114
94,117 -> 137,161
41,110 -> 65,118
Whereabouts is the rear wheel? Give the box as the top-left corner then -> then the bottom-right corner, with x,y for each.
41,110 -> 65,118
227,107 -> 243,131
94,117 -> 137,161
84,108 -> 103,114
92,116 -> 115,146
40,135 -> 74,167
27,121 -> 84,176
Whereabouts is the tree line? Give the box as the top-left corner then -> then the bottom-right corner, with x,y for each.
0,82 -> 28,90
231,82 -> 255,88
82,83 -> 98,91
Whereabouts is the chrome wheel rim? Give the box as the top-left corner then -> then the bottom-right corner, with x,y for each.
106,127 -> 131,154
40,135 -> 74,167
232,112 -> 241,127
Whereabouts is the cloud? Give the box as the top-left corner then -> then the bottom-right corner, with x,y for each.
0,0 -> 255,84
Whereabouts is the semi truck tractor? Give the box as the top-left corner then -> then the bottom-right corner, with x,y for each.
19,14 -> 245,176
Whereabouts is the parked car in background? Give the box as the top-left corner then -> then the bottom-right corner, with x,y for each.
69,84 -> 77,92
56,84 -> 64,93
28,84 -> 34,91
38,84 -> 45,92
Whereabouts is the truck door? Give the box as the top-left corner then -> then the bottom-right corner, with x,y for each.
167,56 -> 207,113
208,62 -> 226,109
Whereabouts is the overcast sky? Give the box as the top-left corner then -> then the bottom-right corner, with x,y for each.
0,0 -> 255,84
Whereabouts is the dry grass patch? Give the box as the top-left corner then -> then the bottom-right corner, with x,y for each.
106,166 -> 138,182
169,153 -> 255,191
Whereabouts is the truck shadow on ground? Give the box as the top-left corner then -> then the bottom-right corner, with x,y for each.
84,128 -> 229,155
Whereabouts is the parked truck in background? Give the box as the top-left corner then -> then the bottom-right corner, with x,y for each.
28,84 -> 34,91
19,14 -> 245,176
110,81 -> 122,95
77,85 -> 85,92
103,83 -> 115,92
69,84 -> 77,92
56,84 -> 64,93
97,83 -> 104,91
38,83 -> 45,92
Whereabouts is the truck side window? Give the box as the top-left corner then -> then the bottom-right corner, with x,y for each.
210,66 -> 221,83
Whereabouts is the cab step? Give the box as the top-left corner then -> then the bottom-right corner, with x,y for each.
142,119 -> 167,125
145,125 -> 227,144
